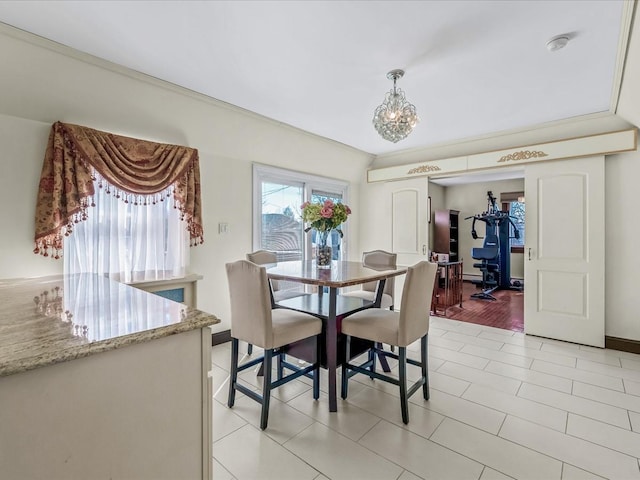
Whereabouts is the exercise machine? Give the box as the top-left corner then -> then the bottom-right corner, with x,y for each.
466,191 -> 521,300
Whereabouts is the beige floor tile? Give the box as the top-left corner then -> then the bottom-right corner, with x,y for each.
480,467 -> 515,480
443,331 -> 505,350
231,394 -> 315,444
287,389 -> 381,441
531,359 -> 625,391
212,458 -> 236,480
518,383 -> 630,429
209,333 -> 640,480
572,381 -> 640,412
437,361 -> 521,394
428,334 -> 465,352
360,419 -> 483,480
431,417 -> 561,480
429,370 -> 471,397
284,422 -> 403,480
478,331 -> 543,350
212,343 -> 233,370
398,470 -> 424,480
430,345 -> 490,369
462,384 -> 567,431
501,344 -> 577,367
214,424 -> 319,480
630,411 -> 640,432
412,387 -> 506,434
347,383 -> 446,437
576,358 -> 640,383
561,464 -> 606,479
485,361 -> 572,393
541,343 -> 621,367
499,416 -> 640,480
460,344 -> 534,368
212,400 -> 247,442
455,323 -> 487,337
566,414 -> 640,457
625,378 -> 640,396
622,357 -> 640,371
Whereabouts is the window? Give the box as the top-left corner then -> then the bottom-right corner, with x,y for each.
501,191 -> 525,254
253,164 -> 349,263
64,182 -> 189,283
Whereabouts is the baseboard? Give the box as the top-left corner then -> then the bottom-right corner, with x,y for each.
605,336 -> 640,355
211,329 -> 231,346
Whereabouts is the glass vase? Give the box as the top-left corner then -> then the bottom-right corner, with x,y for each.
316,230 -> 332,269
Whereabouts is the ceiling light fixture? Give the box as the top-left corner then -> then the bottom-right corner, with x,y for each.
546,35 -> 569,52
373,69 -> 419,143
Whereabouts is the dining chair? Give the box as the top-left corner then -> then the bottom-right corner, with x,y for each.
226,260 -> 322,430
245,250 -> 310,355
340,260 -> 438,424
342,250 -> 397,310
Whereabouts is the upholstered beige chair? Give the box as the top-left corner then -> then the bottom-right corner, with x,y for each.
341,261 -> 438,424
342,250 -> 397,310
226,260 -> 322,430
247,250 -> 310,302
245,250 -> 310,355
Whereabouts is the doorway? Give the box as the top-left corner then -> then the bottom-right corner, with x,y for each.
429,167 -> 525,333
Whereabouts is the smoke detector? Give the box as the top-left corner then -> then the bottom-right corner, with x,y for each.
546,35 -> 570,52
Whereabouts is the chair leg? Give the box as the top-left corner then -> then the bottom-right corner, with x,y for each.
248,343 -> 253,355
389,305 -> 395,352
313,335 -> 321,400
399,346 -> 409,424
260,349 -> 273,430
421,334 -> 430,400
228,338 -> 239,408
341,335 -> 351,399
276,352 -> 284,381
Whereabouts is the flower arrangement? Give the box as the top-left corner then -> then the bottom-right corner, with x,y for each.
300,199 -> 351,237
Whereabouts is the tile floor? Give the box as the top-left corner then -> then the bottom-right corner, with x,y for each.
211,317 -> 640,480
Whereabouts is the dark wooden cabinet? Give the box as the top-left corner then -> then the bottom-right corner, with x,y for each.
434,209 -> 460,262
431,261 -> 463,316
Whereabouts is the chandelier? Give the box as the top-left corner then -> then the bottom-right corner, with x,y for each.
373,69 -> 419,143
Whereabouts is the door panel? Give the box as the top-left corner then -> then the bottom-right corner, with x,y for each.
392,189 -> 419,254
384,178 -> 429,309
524,156 -> 604,347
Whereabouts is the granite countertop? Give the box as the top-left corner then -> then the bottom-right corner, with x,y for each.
0,274 -> 220,377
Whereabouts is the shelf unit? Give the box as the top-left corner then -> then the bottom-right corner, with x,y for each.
434,209 -> 460,262
431,261 -> 463,316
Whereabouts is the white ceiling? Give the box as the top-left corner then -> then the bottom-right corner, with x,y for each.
0,0 -> 628,156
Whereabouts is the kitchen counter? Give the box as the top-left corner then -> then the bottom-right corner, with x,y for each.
0,273 -> 218,377
0,273 -> 220,480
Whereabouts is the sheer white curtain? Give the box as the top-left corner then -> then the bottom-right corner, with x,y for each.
64,183 -> 189,283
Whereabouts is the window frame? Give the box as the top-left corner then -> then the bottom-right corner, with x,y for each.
500,191 -> 525,254
252,164 -> 350,262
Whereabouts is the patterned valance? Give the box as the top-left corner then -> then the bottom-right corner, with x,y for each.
34,121 -> 204,258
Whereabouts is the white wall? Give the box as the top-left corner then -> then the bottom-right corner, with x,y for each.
0,25 -> 373,332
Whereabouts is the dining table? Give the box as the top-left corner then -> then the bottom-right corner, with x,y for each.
266,260 -> 408,412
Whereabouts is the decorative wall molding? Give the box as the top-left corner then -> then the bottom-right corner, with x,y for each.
497,150 -> 548,163
367,129 -> 637,183
407,164 -> 442,174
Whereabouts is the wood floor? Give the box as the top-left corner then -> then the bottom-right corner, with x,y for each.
437,281 -> 524,333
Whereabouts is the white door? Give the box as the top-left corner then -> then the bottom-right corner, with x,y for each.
524,155 -> 605,347
384,178 -> 429,308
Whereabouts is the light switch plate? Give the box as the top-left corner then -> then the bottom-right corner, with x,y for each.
218,222 -> 229,234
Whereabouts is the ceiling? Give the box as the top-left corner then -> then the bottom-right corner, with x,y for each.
0,1 -> 629,157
